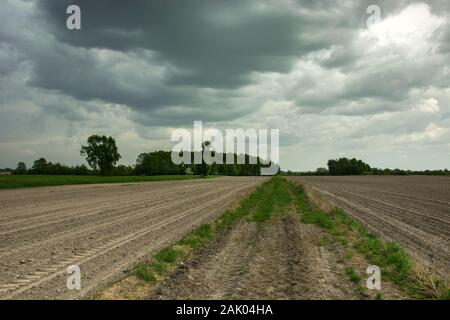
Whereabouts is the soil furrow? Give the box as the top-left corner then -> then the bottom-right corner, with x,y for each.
0,177 -> 264,299
289,176 -> 450,274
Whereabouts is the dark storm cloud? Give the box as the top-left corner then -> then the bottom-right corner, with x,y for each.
27,47 -> 190,110
36,0 -> 355,89
6,0 -> 450,113
341,62 -> 444,102
0,43 -> 26,77
22,0 -> 448,117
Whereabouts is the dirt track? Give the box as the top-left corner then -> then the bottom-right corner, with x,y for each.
288,176 -> 450,273
153,213 -> 361,299
0,177 -> 265,299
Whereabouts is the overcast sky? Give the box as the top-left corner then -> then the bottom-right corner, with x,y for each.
1,0 -> 449,171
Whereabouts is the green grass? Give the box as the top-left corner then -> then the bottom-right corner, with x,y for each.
344,266 -> 365,295
289,180 -> 450,300
135,265 -> 157,283
151,261 -> 167,275
193,224 -> 213,239
178,224 -> 214,250
251,176 -> 293,222
345,267 -> 362,284
441,289 -> 450,300
154,248 -> 181,264
0,174 -> 213,189
375,292 -> 384,300
135,247 -> 182,282
213,177 -> 289,230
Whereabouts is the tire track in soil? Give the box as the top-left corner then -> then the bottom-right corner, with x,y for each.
153,213 -> 360,300
0,183 -> 230,256
0,183 -> 240,288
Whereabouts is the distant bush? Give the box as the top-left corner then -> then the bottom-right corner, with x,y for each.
26,158 -> 91,175
371,167 -> 450,176
135,151 -> 184,176
327,157 -> 371,176
0,168 -> 13,175
111,164 -> 134,176
286,158 -> 449,176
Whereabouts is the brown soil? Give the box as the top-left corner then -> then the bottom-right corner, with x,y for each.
0,177 -> 266,299
288,176 -> 450,274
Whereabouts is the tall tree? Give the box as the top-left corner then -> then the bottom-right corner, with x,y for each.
32,157 -> 48,174
15,162 -> 27,174
80,135 -> 121,175
201,141 -> 211,177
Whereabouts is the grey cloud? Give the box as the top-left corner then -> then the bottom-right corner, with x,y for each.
27,46 -> 187,110
0,43 -> 26,77
323,99 -> 405,116
320,45 -> 362,70
436,22 -> 450,53
37,0 -> 356,89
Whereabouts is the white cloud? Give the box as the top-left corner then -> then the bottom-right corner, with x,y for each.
396,122 -> 448,143
365,3 -> 444,53
414,98 -> 440,113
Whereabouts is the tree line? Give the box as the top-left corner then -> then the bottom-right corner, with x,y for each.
283,157 -> 449,176
135,151 -> 263,176
11,135 -> 265,177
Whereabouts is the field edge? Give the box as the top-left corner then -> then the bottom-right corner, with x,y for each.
0,174 -> 220,189
289,179 -> 450,300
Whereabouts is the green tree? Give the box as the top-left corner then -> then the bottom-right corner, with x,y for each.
327,157 -> 371,175
80,135 -> 121,175
32,157 -> 49,174
15,162 -> 27,174
201,141 -> 211,177
135,151 -> 182,175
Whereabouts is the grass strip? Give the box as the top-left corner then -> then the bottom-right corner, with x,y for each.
133,176 -> 292,284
